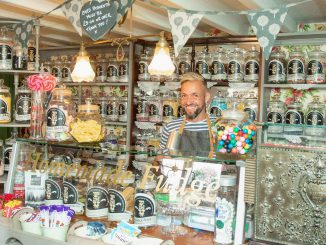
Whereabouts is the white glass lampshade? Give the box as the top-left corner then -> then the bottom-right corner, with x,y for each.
71,43 -> 95,82
148,32 -> 175,76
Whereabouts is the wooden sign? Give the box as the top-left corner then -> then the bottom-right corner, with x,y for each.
80,0 -> 117,41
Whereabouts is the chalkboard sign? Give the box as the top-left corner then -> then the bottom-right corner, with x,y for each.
80,0 -> 117,41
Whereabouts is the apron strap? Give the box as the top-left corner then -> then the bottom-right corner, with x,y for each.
178,115 -> 215,159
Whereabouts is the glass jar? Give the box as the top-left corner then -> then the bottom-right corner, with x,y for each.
108,175 -> 135,222
243,92 -> 258,121
162,91 -> 178,123
178,49 -> 192,76
3,131 -> 16,173
86,161 -> 109,218
244,47 -> 260,83
214,175 -> 237,245
177,92 -> 185,118
166,51 -> 179,82
61,56 -> 72,82
119,58 -> 129,83
227,48 -> 244,83
306,48 -> 326,84
209,91 -> 227,117
284,98 -> 304,135
95,55 -> 107,82
46,86 -> 73,141
148,90 -> 163,123
195,50 -> 211,80
105,129 -> 118,160
0,27 -> 13,70
12,43 -> 27,70
15,81 -> 31,124
304,95 -> 325,136
147,132 -> 160,162
107,93 -> 119,122
107,58 -> 119,82
70,99 -> 104,143
267,95 -> 285,134
27,35 -> 36,71
212,103 -> 256,155
42,59 -> 51,73
118,130 -> 127,153
134,180 -> 157,227
45,156 -> 64,205
97,96 -> 108,119
135,134 -> 148,161
210,47 -> 227,82
287,48 -> 305,84
118,93 -> 128,122
136,92 -> 149,122
268,49 -> 287,84
138,50 -> 151,81
0,79 -> 11,123
51,56 -> 62,82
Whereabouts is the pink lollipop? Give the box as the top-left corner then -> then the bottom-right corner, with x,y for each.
41,74 -> 57,91
27,75 -> 43,91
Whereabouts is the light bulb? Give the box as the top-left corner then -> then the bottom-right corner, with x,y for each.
71,44 -> 95,82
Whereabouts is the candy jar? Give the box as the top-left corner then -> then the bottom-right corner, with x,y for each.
138,50 -> 151,81
162,91 -> 178,123
45,156 -> 64,205
95,54 -> 107,82
107,92 -> 119,122
209,91 -> 227,117
243,92 -> 257,121
27,34 -> 36,71
136,92 -> 149,122
0,27 -> 13,70
46,86 -> 73,141
0,79 -> 11,123
195,49 -> 211,80
287,47 -> 306,84
134,180 -> 157,227
118,91 -> 128,122
108,174 -> 135,222
42,58 -> 51,73
51,56 -> 62,83
304,95 -> 325,136
284,98 -> 304,135
244,47 -> 260,83
210,47 -> 227,82
268,48 -> 286,84
15,80 -> 31,124
147,132 -> 160,162
267,95 -> 285,134
306,47 -> 326,84
135,134 -> 148,161
119,58 -> 129,83
97,95 -> 108,120
166,50 -> 179,82
61,55 -> 72,83
107,57 -> 119,82
105,129 -> 118,160
70,99 -> 105,143
12,43 -> 27,70
86,161 -> 109,218
148,90 -> 163,123
212,102 -> 256,156
177,92 -> 185,118
214,175 -> 237,245
227,48 -> 244,83
178,49 -> 192,76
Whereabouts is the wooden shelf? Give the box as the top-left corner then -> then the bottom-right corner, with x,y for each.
0,122 -> 30,128
104,121 -> 127,126
64,82 -> 129,86
263,83 -> 326,89
0,70 -> 41,75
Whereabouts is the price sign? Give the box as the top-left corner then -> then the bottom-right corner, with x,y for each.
80,0 -> 117,41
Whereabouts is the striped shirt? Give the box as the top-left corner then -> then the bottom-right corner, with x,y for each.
159,115 -> 217,151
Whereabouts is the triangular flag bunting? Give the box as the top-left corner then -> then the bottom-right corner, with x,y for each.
247,7 -> 288,59
112,0 -> 134,26
168,10 -> 203,57
61,0 -> 83,36
14,20 -> 34,48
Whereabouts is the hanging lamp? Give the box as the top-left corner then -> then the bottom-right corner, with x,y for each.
71,42 -> 95,82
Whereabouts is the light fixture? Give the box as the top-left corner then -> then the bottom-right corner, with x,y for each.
71,42 -> 95,82
148,31 -> 175,76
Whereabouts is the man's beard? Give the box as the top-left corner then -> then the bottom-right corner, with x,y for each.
184,104 -> 205,120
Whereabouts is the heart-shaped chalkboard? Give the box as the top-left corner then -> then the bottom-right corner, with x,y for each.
80,0 -> 117,41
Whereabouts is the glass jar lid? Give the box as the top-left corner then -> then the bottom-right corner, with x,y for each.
52,86 -> 72,97
0,79 -> 10,93
17,80 -> 31,93
79,98 -> 99,113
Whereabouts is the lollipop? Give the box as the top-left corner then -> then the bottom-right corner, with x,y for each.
27,74 -> 43,91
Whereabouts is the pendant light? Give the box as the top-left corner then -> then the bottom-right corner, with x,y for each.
71,42 -> 95,82
148,31 -> 175,76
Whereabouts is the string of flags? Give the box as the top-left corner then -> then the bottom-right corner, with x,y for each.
10,0 -> 312,59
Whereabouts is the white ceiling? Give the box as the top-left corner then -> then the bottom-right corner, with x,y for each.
0,0 -> 325,47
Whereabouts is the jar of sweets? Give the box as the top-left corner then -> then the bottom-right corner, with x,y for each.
287,48 -> 305,84
268,49 -> 286,84
227,48 -> 244,83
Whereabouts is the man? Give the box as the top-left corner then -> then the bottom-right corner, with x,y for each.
157,72 -> 216,159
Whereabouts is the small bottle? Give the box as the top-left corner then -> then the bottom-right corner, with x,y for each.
267,95 -> 285,134
195,49 -> 211,80
0,27 -> 13,70
244,47 -> 260,83
214,175 -> 237,245
0,79 -> 11,123
15,80 -> 32,124
227,48 -> 244,83
210,47 -> 227,82
304,95 -> 325,136
287,47 -> 306,84
27,35 -> 36,71
284,98 -> 304,135
268,48 -> 287,84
